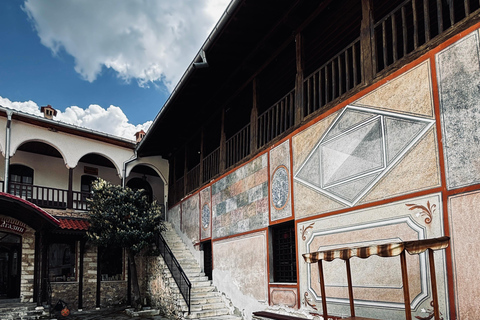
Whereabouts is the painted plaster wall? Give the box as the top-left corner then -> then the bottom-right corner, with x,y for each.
199,187 -> 212,240
448,190 -> 480,320
159,26 -> 480,320
212,154 -> 269,239
181,194 -> 200,244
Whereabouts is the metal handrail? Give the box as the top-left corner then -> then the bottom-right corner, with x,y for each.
157,233 -> 191,314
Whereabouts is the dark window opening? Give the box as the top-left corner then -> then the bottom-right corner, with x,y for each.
201,241 -> 212,281
49,241 -> 76,282
127,177 -> 153,203
270,221 -> 297,283
9,164 -> 33,198
81,175 -> 97,194
99,246 -> 123,281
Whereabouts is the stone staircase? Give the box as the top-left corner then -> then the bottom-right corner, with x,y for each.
0,302 -> 44,320
160,223 -> 242,320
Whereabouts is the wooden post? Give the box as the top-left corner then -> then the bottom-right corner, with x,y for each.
294,33 -> 304,125
317,260 -> 328,318
400,251 -> 412,320
199,128 -> 205,184
219,108 -> 226,172
428,249 -> 440,320
250,79 -> 259,153
361,0 -> 375,83
67,168 -> 73,208
345,259 -> 356,317
78,239 -> 85,310
183,146 -> 188,195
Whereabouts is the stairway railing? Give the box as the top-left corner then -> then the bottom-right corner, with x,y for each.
157,233 -> 191,314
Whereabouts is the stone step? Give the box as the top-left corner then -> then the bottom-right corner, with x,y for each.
200,316 -> 243,320
186,307 -> 230,319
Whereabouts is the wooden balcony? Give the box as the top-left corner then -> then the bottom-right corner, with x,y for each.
9,182 -> 90,210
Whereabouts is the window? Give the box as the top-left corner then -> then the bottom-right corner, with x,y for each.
49,241 -> 76,282
127,177 -> 153,203
9,164 -> 33,198
270,221 -> 297,283
99,246 -> 123,281
81,175 -> 97,194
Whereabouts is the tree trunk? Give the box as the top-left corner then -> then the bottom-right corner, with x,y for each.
127,249 -> 142,310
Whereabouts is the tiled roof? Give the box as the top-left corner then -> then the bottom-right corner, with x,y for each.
0,192 -> 60,225
58,218 -> 89,231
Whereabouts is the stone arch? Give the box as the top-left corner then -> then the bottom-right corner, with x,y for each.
11,139 -> 67,166
75,152 -> 122,178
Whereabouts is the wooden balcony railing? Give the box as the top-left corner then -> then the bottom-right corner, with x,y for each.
226,123 -> 251,169
172,177 -> 184,204
186,164 -> 200,194
202,148 -> 220,183
9,182 -> 90,210
258,90 -> 295,148
374,0 -> 480,73
304,38 -> 362,118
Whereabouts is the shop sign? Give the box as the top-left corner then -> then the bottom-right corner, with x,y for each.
0,218 -> 26,234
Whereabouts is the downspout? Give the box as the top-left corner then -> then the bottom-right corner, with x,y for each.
122,151 -> 138,188
4,109 -> 13,192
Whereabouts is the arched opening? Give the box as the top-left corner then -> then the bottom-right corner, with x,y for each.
0,232 -> 21,299
127,177 -> 153,203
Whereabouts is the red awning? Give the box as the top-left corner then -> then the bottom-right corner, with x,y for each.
303,236 -> 450,263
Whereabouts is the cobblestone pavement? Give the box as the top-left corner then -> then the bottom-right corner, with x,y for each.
55,307 -> 172,320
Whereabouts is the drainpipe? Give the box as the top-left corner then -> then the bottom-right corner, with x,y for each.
4,109 -> 13,193
122,151 -> 138,188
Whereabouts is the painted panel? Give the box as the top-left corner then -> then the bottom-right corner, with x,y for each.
448,190 -> 480,319
436,30 -> 480,189
181,193 -> 200,244
212,231 -> 268,302
298,194 -> 448,319
270,287 -> 298,308
269,140 -> 292,221
293,61 -> 440,219
212,154 -> 269,238
200,187 -> 211,240
167,204 -> 181,231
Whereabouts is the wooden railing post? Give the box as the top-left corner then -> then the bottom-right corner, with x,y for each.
295,32 -> 304,125
199,128 -> 205,184
219,108 -> 226,172
361,0 -> 375,83
67,168 -> 73,208
250,79 -> 259,153
183,147 -> 188,197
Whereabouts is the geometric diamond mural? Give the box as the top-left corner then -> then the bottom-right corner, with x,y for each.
295,105 -> 434,206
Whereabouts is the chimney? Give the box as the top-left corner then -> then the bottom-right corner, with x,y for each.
135,130 -> 146,143
40,105 -> 57,120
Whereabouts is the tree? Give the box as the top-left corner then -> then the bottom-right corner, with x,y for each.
86,178 -> 164,309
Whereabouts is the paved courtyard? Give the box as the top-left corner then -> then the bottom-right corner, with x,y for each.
57,307 -> 172,320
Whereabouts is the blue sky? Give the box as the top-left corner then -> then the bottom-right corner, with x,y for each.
0,0 -> 229,139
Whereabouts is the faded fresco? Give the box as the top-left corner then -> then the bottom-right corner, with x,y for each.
212,154 -> 269,238
448,190 -> 480,320
436,30 -> 480,190
167,203 -> 181,231
212,230 -> 268,302
269,140 -> 293,221
200,186 -> 212,240
298,194 -> 448,319
181,194 -> 200,244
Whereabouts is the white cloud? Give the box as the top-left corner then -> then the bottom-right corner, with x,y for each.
0,96 -> 150,141
23,0 -> 231,90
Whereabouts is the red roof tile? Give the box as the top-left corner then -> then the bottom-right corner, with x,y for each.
58,218 -> 89,231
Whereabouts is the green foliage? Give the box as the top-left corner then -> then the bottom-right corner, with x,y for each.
87,178 -> 165,254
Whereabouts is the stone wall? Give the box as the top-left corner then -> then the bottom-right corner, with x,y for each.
20,224 -> 35,303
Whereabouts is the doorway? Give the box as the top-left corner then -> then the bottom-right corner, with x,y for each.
200,240 -> 212,281
0,232 -> 21,299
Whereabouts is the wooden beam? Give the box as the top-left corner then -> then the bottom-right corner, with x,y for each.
295,32 -> 304,125
219,108 -> 226,172
250,79 -> 259,153
361,0 -> 375,82
199,128 -> 205,184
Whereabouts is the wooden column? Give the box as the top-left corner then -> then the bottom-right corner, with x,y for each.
78,239 -> 85,310
361,0 -> 375,83
67,168 -> 73,208
400,251 -> 412,320
294,33 -> 304,125
428,249 -> 440,320
345,259 -> 356,317
219,108 -> 226,172
317,260 -> 328,318
250,79 -> 259,154
199,128 -> 205,184
183,147 -> 188,195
